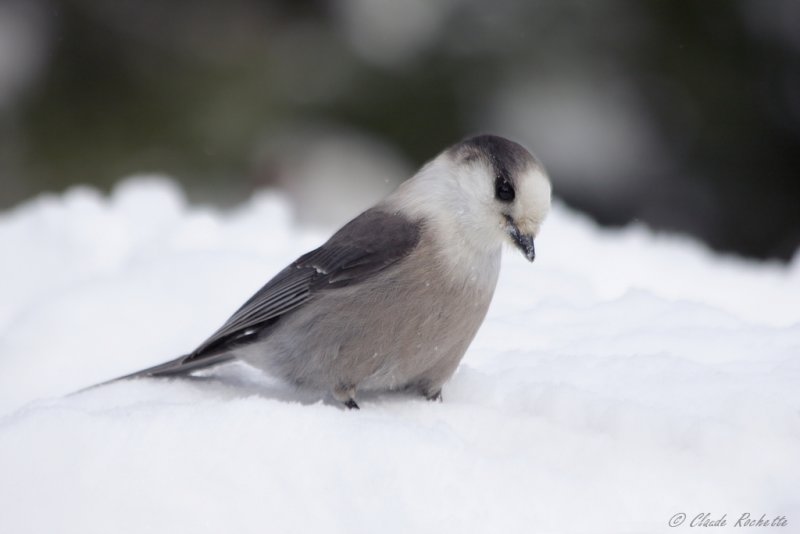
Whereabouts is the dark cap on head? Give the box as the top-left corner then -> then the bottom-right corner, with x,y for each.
449,134 -> 539,190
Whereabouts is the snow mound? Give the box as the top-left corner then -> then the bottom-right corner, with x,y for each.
1,177 -> 798,534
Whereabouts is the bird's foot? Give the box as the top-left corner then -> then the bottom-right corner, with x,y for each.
333,384 -> 359,410
425,389 -> 443,402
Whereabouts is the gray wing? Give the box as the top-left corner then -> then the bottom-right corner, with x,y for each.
187,208 -> 422,360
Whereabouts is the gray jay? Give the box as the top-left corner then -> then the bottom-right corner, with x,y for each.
107,135 -> 551,408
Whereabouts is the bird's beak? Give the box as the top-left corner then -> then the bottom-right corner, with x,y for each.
505,216 -> 536,262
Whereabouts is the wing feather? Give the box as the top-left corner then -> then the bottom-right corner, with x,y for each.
188,208 -> 421,359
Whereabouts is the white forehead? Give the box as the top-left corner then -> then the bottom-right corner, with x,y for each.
513,164 -> 552,236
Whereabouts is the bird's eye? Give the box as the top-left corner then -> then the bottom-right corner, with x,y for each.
495,177 -> 515,202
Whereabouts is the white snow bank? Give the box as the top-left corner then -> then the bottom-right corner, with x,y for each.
1,178 -> 798,534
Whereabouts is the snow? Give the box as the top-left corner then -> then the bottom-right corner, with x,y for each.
1,177 -> 798,534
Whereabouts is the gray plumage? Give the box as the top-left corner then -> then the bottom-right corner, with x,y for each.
105,134 -> 552,408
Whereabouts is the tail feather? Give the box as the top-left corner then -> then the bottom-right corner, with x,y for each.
75,352 -> 236,394
116,352 -> 235,380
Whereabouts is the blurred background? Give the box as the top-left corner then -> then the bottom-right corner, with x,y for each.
1,0 -> 798,260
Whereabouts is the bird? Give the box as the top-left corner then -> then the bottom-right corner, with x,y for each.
103,134 -> 551,409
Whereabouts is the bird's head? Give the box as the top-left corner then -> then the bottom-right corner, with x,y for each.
448,135 -> 551,261
386,134 -> 550,271
394,135 -> 550,264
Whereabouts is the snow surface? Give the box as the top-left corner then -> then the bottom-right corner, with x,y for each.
1,177 -> 798,534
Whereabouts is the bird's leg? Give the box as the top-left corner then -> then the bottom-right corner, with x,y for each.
333,384 -> 359,410
424,389 -> 443,402
413,380 -> 443,402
